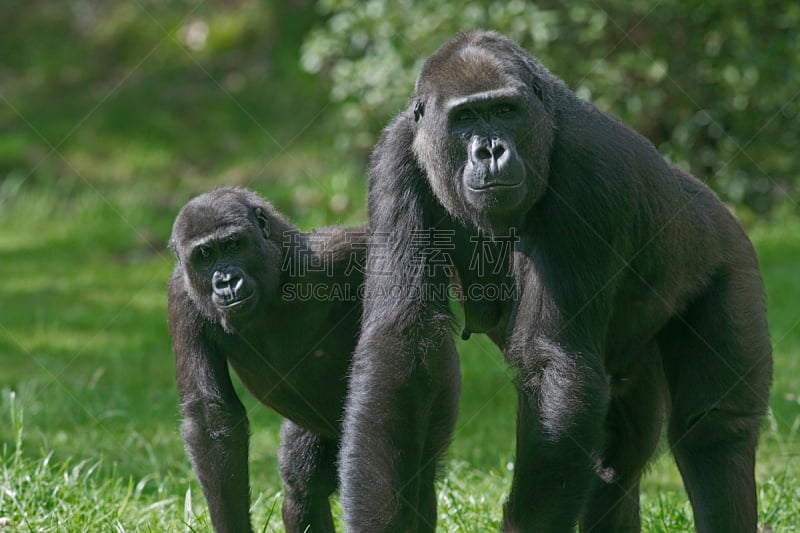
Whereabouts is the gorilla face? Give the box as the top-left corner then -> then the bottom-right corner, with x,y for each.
169,188 -> 285,332
410,35 -> 555,230
449,88 -> 530,215
187,230 -> 259,316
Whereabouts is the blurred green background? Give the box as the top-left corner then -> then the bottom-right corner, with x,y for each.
1,1 -> 798,531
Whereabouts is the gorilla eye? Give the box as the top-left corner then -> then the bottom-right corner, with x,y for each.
226,237 -> 240,251
193,245 -> 213,265
495,104 -> 515,116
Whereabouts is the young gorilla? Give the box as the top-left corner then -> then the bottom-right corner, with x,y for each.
340,31 -> 772,532
168,187 -> 457,533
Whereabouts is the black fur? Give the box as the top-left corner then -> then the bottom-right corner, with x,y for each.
169,187 -> 371,532
340,30 -> 772,532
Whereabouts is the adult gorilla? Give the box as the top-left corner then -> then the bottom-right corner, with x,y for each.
168,188 -> 460,533
340,31 -> 771,532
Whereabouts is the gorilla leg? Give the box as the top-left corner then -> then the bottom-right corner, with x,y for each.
660,271 -> 771,533
580,350 -> 665,532
278,421 -> 337,533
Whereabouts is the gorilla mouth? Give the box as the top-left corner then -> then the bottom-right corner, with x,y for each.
467,181 -> 523,191
215,291 -> 256,311
465,179 -> 527,216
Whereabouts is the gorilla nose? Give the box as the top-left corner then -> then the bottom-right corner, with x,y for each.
212,270 -> 244,299
470,136 -> 509,172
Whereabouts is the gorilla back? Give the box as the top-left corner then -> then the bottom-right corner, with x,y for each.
339,30 -> 772,533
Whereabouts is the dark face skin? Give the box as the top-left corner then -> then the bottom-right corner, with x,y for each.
190,228 -> 258,313
451,89 -> 529,213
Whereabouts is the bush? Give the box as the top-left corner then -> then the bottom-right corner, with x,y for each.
302,0 -> 800,213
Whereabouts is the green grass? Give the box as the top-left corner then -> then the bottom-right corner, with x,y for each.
1,182 -> 799,531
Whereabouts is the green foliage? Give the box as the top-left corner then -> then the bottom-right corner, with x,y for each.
302,0 -> 800,212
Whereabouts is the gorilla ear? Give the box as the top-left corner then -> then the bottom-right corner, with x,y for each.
167,238 -> 182,264
532,81 -> 543,101
413,99 -> 425,122
255,207 -> 271,239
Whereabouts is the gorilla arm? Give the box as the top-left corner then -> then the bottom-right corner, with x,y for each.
339,115 -> 458,533
169,274 -> 254,533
